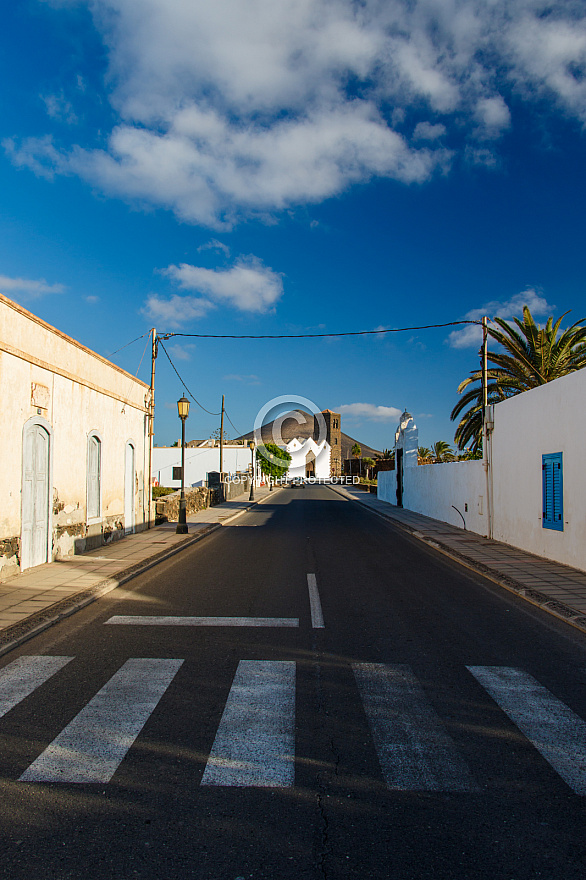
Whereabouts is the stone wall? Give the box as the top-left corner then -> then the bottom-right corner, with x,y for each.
155,476 -> 250,521
215,477 -> 251,504
155,486 -> 210,522
0,537 -> 20,579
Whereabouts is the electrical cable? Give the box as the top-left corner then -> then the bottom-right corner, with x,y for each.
107,332 -> 149,356
158,320 -> 481,340
157,338 -> 222,416
224,410 -> 243,437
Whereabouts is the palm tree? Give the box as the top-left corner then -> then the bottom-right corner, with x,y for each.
381,448 -> 394,460
451,306 -> 586,451
362,456 -> 375,479
432,440 -> 454,463
418,446 -> 432,463
351,443 -> 362,476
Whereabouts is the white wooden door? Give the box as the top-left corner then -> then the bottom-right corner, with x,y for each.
22,425 -> 50,569
125,443 -> 135,535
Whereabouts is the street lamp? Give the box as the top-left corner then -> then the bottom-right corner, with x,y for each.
176,394 -> 190,534
248,439 -> 255,501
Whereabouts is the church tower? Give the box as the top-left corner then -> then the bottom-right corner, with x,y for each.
314,410 -> 342,476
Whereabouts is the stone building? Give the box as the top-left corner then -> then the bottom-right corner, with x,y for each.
0,294 -> 150,576
316,409 -> 342,476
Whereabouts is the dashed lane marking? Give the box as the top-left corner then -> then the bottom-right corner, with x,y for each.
307,574 -> 324,628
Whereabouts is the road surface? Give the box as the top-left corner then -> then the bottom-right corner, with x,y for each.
0,485 -> 585,879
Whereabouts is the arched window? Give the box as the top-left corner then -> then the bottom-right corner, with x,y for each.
87,433 -> 102,519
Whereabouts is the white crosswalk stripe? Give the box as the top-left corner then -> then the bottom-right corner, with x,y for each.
5,656 -> 586,792
201,660 -> 296,787
354,663 -> 478,791
0,656 -> 73,718
20,658 -> 183,784
467,665 -> 586,796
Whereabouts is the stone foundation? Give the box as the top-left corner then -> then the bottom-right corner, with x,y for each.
0,537 -> 20,580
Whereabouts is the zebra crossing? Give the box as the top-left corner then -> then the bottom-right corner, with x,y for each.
1,655 -> 585,793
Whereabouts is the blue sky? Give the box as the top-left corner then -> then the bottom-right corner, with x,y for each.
2,0 -> 586,451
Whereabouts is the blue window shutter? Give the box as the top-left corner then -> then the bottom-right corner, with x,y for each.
542,453 -> 563,531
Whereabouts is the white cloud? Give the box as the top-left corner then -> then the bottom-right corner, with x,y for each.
197,239 -> 231,256
337,402 -> 402,421
474,96 -> 511,139
223,373 -> 261,385
0,273 -> 65,298
141,293 -> 213,328
168,343 -> 195,361
447,288 -> 555,349
162,257 -> 283,312
413,121 -> 446,141
7,1 -> 586,225
41,91 -> 78,124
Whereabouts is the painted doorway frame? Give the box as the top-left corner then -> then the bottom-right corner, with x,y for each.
21,416 -> 53,571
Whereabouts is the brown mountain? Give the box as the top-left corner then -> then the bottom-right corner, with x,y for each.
236,410 -> 382,461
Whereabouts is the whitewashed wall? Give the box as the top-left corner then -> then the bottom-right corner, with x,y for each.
378,462 -> 487,535
153,445 -> 251,488
285,437 -> 330,479
378,367 -> 586,571
491,368 -> 586,570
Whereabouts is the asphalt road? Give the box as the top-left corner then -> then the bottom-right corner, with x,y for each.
0,485 -> 585,879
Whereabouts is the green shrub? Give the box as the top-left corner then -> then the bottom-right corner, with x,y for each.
152,486 -> 176,499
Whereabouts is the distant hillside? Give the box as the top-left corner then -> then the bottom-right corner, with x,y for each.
236,410 -> 382,461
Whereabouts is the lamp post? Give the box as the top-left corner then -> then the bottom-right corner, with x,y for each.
248,439 -> 255,501
176,394 -> 190,534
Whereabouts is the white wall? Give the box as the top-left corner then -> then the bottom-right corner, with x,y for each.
152,445 -> 251,488
378,367 -> 586,572
378,462 -> 487,535
285,437 -> 331,479
491,368 -> 586,570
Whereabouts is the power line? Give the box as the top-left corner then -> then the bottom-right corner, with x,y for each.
224,410 -> 242,437
107,332 -> 149,356
158,320 -> 481,340
157,339 -> 222,416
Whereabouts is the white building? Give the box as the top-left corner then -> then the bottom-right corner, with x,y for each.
378,368 -> 586,572
0,294 -> 150,576
152,443 -> 252,488
284,436 -> 331,479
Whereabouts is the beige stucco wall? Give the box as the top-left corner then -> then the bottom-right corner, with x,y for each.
0,294 -> 150,574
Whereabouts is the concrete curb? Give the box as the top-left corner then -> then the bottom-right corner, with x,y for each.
328,485 -> 586,637
0,488 -> 282,659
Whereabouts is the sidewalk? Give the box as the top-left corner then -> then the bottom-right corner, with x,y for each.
0,485 -> 280,656
330,484 -> 586,634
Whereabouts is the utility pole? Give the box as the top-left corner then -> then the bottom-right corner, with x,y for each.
147,328 -> 157,529
482,316 -> 492,539
220,394 -> 225,476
